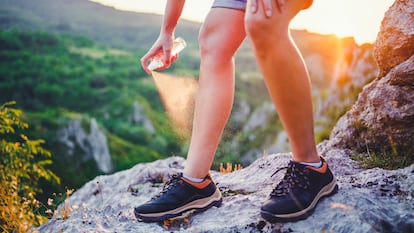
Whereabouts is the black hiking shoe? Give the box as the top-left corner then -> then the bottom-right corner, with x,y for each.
134,172 -> 222,222
261,157 -> 338,222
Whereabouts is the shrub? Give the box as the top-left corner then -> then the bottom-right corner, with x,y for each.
0,102 -> 60,232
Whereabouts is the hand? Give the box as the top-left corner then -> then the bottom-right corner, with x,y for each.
250,0 -> 287,17
140,34 -> 178,74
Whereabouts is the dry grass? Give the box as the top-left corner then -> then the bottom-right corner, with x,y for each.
220,163 -> 243,175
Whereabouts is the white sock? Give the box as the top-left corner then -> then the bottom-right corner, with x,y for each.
299,160 -> 323,168
183,174 -> 204,183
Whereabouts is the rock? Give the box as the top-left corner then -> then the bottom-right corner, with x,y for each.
242,102 -> 275,133
57,117 -> 113,173
314,40 -> 378,143
328,0 -> 414,157
88,118 -> 113,173
35,150 -> 414,233
374,0 -> 414,77
131,101 -> 155,133
328,54 -> 414,155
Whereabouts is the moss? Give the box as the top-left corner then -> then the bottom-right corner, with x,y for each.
351,149 -> 413,170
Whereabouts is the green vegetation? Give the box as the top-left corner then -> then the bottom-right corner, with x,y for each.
349,119 -> 414,170
351,151 -> 413,170
0,30 -> 184,199
0,102 -> 59,232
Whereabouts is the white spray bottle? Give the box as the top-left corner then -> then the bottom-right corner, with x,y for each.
148,37 -> 187,71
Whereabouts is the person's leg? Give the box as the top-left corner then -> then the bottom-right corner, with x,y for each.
135,6 -> 246,222
183,8 -> 246,179
245,0 -> 319,163
245,0 -> 337,223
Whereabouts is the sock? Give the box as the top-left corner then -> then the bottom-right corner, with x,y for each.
183,174 -> 204,183
300,160 -> 323,168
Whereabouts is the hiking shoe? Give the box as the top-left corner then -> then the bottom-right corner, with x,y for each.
261,157 -> 338,222
134,172 -> 222,222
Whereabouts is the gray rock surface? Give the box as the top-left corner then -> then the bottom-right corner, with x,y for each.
374,0 -> 414,77
329,0 -> 414,156
35,147 -> 414,233
57,118 -> 113,173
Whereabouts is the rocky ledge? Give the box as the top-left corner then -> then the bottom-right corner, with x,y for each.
35,145 -> 413,233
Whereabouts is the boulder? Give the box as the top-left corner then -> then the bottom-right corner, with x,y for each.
329,0 -> 414,159
374,0 -> 414,77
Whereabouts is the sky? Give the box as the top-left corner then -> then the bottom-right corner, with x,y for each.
90,0 -> 395,45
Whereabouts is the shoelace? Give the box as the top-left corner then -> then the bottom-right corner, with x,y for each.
151,173 -> 181,200
270,162 -> 310,197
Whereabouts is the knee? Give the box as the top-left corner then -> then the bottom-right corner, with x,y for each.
244,13 -> 271,42
198,30 -> 220,66
244,13 -> 286,52
198,26 -> 234,64
198,27 -> 212,58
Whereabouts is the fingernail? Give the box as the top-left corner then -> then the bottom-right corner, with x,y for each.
266,9 -> 272,17
251,5 -> 256,12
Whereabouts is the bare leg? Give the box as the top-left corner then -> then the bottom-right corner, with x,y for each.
245,0 -> 319,163
183,8 -> 246,178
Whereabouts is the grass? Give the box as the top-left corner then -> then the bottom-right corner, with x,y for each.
220,163 -> 243,175
350,132 -> 414,170
351,150 -> 413,170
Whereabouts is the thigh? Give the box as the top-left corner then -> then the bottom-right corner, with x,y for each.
245,0 -> 313,30
199,7 -> 246,58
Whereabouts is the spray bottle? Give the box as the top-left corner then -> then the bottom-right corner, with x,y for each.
148,37 -> 187,71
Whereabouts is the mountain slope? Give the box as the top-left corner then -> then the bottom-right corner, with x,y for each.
0,0 -> 200,51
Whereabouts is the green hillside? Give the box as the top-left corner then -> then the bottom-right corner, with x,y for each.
0,0 -> 198,48
0,29 -> 186,196
0,0 -> 203,199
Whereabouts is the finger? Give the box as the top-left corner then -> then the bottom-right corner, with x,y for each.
263,0 -> 273,17
250,0 -> 258,13
140,45 -> 162,73
170,53 -> 179,64
140,55 -> 152,74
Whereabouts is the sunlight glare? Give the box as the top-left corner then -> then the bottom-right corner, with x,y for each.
292,0 -> 394,44
89,0 -> 395,44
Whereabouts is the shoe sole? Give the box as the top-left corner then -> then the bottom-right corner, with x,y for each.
261,179 -> 338,223
135,188 -> 222,222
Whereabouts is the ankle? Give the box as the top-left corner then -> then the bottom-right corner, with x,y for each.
292,150 -> 320,164
182,173 -> 205,183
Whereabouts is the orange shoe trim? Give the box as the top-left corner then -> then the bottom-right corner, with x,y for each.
305,160 -> 328,173
182,177 -> 211,189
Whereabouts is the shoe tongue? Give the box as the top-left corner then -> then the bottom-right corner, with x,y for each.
166,172 -> 183,183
